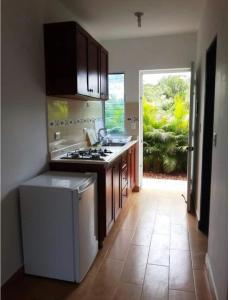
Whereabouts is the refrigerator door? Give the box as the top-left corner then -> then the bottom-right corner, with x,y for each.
73,181 -> 98,282
20,186 -> 75,281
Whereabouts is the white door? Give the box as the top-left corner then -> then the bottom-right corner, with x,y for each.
73,181 -> 98,282
138,72 -> 144,187
187,62 -> 197,212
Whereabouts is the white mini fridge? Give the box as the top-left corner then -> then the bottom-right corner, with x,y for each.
19,171 -> 98,282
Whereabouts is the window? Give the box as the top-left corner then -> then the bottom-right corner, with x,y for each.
105,73 -> 125,134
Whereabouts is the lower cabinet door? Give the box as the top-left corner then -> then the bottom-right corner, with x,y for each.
113,162 -> 121,220
106,167 -> 114,233
131,145 -> 136,190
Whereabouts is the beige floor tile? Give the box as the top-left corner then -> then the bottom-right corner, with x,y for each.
141,264 -> 169,300
113,282 -> 142,300
169,250 -> 194,292
148,248 -> 169,266
121,245 -> 149,285
87,258 -> 124,300
193,269 -> 213,300
169,290 -> 196,300
171,224 -> 188,235
148,233 -> 170,266
121,211 -> 139,231
131,226 -> 153,246
154,214 -> 171,235
170,233 -> 189,250
66,274 -> 95,300
151,233 -> 170,249
108,229 -> 134,261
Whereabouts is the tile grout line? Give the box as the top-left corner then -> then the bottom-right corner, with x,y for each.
187,212 -> 198,300
111,194 -> 143,300
168,208 -> 172,300
140,197 -> 160,300
87,195 -> 136,299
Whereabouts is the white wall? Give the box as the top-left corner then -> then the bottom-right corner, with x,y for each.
195,0 -> 227,299
102,33 -> 197,186
102,33 -> 197,103
1,0 -> 77,285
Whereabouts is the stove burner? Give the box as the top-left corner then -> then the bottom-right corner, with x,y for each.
60,148 -> 113,161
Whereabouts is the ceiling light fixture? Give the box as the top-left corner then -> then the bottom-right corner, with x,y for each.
134,12 -> 144,28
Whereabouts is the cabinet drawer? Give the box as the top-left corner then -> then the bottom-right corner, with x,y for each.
121,185 -> 128,206
121,168 -> 128,190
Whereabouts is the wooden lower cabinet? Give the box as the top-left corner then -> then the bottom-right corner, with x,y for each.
105,158 -> 121,233
113,161 -> 121,221
130,144 -> 136,191
105,167 -> 114,233
126,144 -> 136,196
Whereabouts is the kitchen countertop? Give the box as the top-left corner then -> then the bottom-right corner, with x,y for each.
50,140 -> 138,165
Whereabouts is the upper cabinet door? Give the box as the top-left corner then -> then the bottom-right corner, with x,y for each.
88,39 -> 100,99
44,21 -> 108,100
100,48 -> 108,100
44,22 -> 77,95
76,30 -> 89,97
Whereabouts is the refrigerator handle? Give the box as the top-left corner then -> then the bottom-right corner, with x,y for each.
78,178 -> 97,195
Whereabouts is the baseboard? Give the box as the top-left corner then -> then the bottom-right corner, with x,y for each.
1,266 -> 24,290
205,254 -> 219,300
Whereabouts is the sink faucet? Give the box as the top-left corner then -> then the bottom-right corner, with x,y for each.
98,128 -> 108,143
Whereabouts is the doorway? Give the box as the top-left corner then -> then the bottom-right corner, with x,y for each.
199,37 -> 217,234
139,67 -> 196,211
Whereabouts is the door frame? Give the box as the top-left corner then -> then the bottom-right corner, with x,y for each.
198,37 -> 217,234
138,68 -> 192,188
187,62 -> 197,212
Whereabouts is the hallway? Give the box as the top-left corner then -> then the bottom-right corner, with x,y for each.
68,177 -> 212,300
2,178 -> 212,300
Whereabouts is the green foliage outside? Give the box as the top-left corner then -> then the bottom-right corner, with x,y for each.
143,75 -> 190,174
105,74 -> 125,134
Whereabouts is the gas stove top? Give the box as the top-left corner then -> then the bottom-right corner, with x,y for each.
60,148 -> 113,161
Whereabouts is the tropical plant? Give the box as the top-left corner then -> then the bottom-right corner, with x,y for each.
143,75 -> 190,174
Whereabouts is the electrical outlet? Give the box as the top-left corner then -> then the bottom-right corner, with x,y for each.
54,132 -> 61,140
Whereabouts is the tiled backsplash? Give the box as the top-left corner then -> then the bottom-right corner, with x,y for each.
47,97 -> 103,152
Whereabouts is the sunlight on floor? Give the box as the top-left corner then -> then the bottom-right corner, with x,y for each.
142,176 -> 187,193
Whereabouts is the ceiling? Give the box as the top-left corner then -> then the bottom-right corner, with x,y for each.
60,0 -> 206,40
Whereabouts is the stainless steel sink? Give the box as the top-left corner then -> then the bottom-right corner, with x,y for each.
104,142 -> 126,146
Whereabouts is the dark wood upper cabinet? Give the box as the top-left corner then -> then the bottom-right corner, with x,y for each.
100,48 -> 108,100
88,39 -> 100,98
76,29 -> 89,96
44,21 -> 108,100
